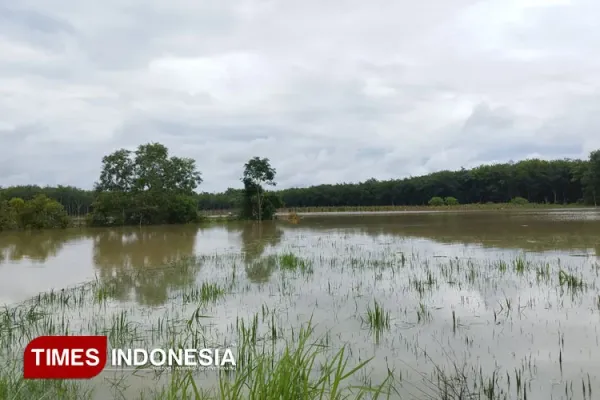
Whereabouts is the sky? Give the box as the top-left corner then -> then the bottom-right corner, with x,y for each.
0,0 -> 599,193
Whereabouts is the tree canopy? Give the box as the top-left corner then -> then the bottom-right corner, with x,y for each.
89,143 -> 203,226
239,157 -> 282,221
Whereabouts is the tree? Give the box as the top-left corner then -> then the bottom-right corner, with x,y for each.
583,150 -> 600,206
89,143 -> 203,226
241,157 -> 278,222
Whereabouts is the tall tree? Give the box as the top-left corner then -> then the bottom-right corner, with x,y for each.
241,157 -> 277,222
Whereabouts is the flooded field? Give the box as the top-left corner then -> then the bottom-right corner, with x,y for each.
1,209 -> 600,399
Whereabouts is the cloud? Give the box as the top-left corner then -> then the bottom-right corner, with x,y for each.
0,0 -> 599,192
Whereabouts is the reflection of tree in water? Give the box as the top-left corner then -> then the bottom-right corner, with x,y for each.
0,230 -> 93,264
92,225 -> 201,306
226,222 -> 284,283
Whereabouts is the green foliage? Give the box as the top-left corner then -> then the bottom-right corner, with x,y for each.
89,143 -> 202,226
94,143 -> 202,194
197,188 -> 243,210
0,201 -> 18,230
582,150 -> 600,205
0,185 -> 93,216
428,196 -> 444,206
199,155 -> 600,210
0,195 -> 70,231
510,196 -> 529,205
240,157 -> 282,221
444,196 -> 459,206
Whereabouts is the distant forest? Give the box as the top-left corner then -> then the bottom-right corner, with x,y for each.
199,157 -> 598,209
1,153 -> 599,214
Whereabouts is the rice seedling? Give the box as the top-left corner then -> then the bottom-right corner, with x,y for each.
183,282 -> 226,305
535,263 -> 551,282
513,256 -> 528,275
558,270 -> 585,291
495,260 -> 508,273
364,300 -> 391,333
278,252 -> 314,275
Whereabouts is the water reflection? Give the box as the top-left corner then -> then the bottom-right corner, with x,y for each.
2,210 -> 600,307
0,230 -> 94,263
92,225 -> 201,306
287,212 -> 600,254
226,222 -> 284,283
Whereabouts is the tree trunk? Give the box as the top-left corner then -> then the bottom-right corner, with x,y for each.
257,186 -> 262,223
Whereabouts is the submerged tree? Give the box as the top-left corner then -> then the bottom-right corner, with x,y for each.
240,157 -> 282,221
90,142 -> 203,226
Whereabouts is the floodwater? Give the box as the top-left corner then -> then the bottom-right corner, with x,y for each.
1,209 -> 600,399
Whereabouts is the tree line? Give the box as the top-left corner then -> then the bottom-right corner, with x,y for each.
1,146 -> 600,230
199,153 -> 600,209
0,185 -> 94,216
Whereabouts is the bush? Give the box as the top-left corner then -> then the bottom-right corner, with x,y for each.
0,195 -> 70,231
0,201 -> 18,230
428,197 -> 445,206
444,197 -> 459,206
166,195 -> 199,224
510,197 -> 529,205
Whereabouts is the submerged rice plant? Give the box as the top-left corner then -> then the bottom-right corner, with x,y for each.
365,300 -> 391,333
279,253 -> 314,275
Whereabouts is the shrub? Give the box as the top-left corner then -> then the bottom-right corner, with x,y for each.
444,196 -> 459,206
428,197 -> 445,206
0,195 -> 70,230
510,196 -> 529,205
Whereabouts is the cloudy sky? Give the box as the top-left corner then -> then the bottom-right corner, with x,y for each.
0,0 -> 599,192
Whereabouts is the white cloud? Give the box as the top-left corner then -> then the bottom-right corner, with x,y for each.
0,0 -> 599,191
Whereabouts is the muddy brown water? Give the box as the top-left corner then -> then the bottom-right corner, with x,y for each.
1,209 -> 600,399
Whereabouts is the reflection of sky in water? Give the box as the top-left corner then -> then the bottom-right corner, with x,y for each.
202,230 -> 599,399
1,212 -> 600,399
